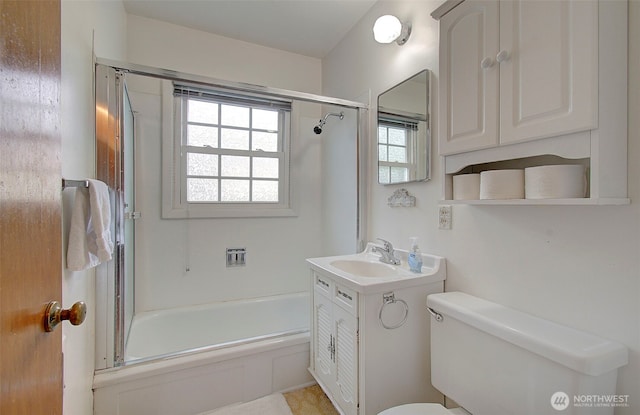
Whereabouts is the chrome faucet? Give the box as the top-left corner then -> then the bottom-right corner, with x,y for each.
372,238 -> 401,265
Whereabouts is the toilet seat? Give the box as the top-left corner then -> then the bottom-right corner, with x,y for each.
377,403 -> 470,415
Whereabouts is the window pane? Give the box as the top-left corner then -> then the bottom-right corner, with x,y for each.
378,166 -> 390,184
378,126 -> 388,144
187,153 -> 218,176
252,131 -> 278,152
252,109 -> 279,130
388,145 -> 407,163
221,179 -> 250,201
221,128 -> 249,150
388,128 -> 406,145
188,100 -> 218,124
188,125 -> 218,147
187,178 -> 218,202
221,104 -> 249,128
390,167 -> 408,183
253,180 -> 279,202
378,144 -> 388,161
221,155 -> 250,177
252,157 -> 279,179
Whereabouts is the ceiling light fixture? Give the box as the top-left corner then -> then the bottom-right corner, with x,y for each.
373,15 -> 411,45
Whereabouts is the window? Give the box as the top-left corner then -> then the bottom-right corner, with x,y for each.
163,82 -> 294,218
377,117 -> 418,184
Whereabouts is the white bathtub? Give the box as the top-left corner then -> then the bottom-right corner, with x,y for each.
93,293 -> 313,415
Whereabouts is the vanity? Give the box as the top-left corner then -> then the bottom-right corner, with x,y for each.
306,244 -> 446,415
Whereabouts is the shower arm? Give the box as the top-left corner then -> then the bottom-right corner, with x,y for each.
319,112 -> 344,125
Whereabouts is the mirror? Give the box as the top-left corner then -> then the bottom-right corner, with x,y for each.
377,70 -> 430,184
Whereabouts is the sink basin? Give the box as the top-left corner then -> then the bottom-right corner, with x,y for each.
306,242 -> 446,293
329,259 -> 397,278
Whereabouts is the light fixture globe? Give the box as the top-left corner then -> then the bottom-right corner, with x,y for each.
373,15 -> 411,45
373,15 -> 401,43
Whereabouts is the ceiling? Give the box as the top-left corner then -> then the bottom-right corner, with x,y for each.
122,0 -> 379,58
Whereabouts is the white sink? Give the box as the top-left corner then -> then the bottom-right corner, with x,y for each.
306,243 -> 446,293
329,259 -> 398,278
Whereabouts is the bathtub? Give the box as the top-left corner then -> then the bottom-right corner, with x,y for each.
93,293 -> 313,415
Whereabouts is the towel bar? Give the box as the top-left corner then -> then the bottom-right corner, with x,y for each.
62,179 -> 89,190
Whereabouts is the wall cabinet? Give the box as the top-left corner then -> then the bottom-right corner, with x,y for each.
438,0 -> 597,155
432,0 -> 628,204
308,267 -> 445,415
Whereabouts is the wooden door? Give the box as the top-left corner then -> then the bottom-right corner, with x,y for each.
0,1 -> 63,414
438,0 -> 499,155
499,0 -> 598,145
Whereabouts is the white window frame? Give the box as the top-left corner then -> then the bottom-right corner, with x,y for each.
162,81 -> 295,218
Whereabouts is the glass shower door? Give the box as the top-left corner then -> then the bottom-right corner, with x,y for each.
121,82 -> 135,363
94,64 -> 136,369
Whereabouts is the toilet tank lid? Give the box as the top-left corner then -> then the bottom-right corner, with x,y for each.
426,292 -> 628,376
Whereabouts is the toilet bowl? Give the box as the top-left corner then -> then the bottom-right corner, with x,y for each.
378,403 -> 469,415
377,292 -> 628,415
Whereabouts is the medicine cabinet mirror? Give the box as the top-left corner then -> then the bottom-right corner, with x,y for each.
377,69 -> 431,184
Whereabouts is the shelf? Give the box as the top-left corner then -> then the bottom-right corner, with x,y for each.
440,198 -> 631,206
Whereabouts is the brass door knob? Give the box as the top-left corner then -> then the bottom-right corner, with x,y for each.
44,301 -> 87,332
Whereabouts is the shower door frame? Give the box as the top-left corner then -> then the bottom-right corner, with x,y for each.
93,58 -> 369,370
95,64 -> 135,369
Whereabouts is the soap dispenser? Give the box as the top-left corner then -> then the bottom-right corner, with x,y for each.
408,237 -> 423,273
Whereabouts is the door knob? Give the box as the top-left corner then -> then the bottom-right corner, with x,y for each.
44,301 -> 87,332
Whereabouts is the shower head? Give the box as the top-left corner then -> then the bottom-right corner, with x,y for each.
313,111 -> 344,134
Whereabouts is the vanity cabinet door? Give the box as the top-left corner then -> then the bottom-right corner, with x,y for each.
438,0 -> 499,155
311,275 -> 359,415
333,304 -> 358,415
438,0 -> 597,155
313,288 -> 334,389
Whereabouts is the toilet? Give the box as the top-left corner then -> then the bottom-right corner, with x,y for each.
379,292 -> 628,415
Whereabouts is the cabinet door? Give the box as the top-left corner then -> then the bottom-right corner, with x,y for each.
333,305 -> 358,415
499,0 -> 597,144
439,0 -> 499,155
313,290 -> 334,387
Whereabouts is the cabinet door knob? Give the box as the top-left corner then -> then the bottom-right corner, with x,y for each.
480,57 -> 495,69
496,50 -> 510,63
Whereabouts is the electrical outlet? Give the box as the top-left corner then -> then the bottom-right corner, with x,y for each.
439,205 -> 452,230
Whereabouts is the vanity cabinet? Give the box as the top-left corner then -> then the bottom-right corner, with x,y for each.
432,0 -> 628,204
312,274 -> 359,415
307,249 -> 446,415
438,0 -> 597,155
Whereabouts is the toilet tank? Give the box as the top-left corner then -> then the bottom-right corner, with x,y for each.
426,292 -> 628,415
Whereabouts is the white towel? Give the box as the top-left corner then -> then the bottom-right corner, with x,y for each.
67,179 -> 114,271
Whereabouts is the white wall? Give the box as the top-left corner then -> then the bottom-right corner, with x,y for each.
124,16 -> 333,312
127,14 -> 322,94
60,1 -> 127,413
323,1 -> 640,414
